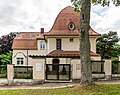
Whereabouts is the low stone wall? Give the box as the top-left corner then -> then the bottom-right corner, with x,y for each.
92,74 -> 105,79
0,79 -> 45,86
0,79 -> 8,85
13,79 -> 33,85
2,59 -> 112,85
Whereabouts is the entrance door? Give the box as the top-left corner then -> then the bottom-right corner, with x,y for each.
59,65 -> 70,80
46,64 -> 71,80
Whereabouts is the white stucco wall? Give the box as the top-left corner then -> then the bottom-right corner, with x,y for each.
47,37 -> 79,53
12,49 -> 46,66
47,38 -> 56,53
47,36 -> 98,53
46,58 -> 71,64
12,36 -> 100,66
12,50 -> 27,66
71,59 -> 81,79
31,59 -> 45,80
62,38 -> 79,51
89,36 -> 98,53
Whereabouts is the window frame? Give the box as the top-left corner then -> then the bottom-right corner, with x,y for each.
17,58 -> 24,65
56,39 -> 61,50
70,38 -> 74,42
40,41 -> 45,50
68,22 -> 75,30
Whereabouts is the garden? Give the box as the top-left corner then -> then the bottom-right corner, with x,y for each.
0,84 -> 120,95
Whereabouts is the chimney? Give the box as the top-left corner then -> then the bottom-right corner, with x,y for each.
41,28 -> 44,34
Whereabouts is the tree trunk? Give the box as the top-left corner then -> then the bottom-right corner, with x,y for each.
79,0 -> 92,84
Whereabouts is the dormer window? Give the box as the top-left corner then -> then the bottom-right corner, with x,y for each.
68,22 -> 75,30
40,41 -> 45,49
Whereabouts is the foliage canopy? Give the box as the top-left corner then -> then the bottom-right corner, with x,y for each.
0,32 -> 17,54
71,0 -> 120,12
97,31 -> 120,59
0,51 -> 13,65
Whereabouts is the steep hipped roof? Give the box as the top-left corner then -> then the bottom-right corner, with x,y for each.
14,32 -> 44,39
12,32 -> 44,50
45,6 -> 100,36
12,6 -> 100,50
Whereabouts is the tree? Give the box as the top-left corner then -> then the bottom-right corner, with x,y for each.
97,31 -> 119,59
0,32 -> 18,54
70,0 -> 120,85
0,51 -> 13,65
111,44 -> 120,57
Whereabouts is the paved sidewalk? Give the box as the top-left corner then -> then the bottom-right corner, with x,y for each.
1,80 -> 120,90
0,83 -> 78,90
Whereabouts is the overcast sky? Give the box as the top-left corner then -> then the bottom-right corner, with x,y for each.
0,0 -> 120,38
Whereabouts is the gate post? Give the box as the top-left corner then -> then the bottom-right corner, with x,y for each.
118,56 -> 120,61
71,59 -> 81,82
32,62 -> 45,84
104,60 -> 112,80
7,64 -> 14,85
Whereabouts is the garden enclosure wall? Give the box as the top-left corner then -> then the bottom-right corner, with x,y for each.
0,59 -> 119,85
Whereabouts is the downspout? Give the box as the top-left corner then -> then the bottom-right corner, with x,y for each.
27,49 -> 28,66
27,49 -> 28,77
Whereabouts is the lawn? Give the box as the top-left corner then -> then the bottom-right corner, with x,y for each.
0,84 -> 120,95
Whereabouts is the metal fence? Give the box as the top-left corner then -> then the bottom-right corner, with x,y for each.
0,65 -> 7,78
91,60 -> 105,74
112,61 -> 120,74
14,66 -> 33,79
46,64 -> 71,80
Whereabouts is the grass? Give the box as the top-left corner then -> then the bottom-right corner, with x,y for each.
0,84 -> 120,95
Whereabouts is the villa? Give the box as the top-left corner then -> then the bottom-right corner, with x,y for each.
12,6 -> 101,82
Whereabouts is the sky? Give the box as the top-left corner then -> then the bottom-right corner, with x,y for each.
0,0 -> 120,38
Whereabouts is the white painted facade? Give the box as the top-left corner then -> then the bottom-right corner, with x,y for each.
12,35 -> 101,66
12,6 -> 101,81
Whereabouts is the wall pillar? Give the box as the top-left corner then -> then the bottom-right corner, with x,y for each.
7,64 -> 14,85
33,62 -> 45,84
104,60 -> 112,80
71,59 -> 81,82
118,56 -> 120,61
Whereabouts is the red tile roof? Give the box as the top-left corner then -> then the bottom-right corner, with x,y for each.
12,32 -> 44,50
29,50 -> 100,58
45,6 -> 100,36
14,32 -> 44,39
48,50 -> 100,56
12,6 -> 100,50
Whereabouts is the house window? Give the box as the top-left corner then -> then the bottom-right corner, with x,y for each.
17,58 -> 24,65
56,39 -> 61,50
40,41 -> 45,49
70,38 -> 74,42
68,22 -> 75,30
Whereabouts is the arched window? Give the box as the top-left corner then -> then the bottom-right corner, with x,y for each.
40,41 -> 45,49
52,58 -> 60,70
52,58 -> 60,64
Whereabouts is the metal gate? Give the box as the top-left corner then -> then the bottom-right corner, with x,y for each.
46,64 -> 71,80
